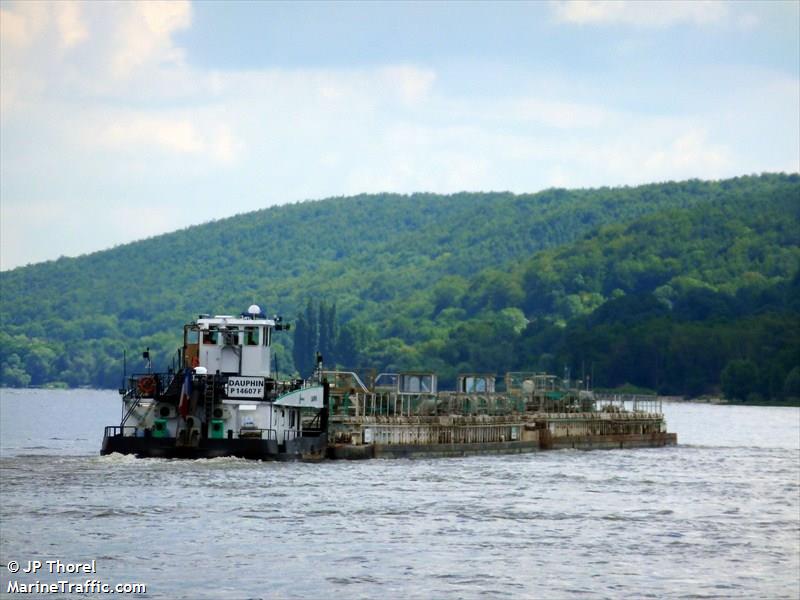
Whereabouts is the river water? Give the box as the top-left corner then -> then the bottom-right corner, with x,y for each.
1,389 -> 798,599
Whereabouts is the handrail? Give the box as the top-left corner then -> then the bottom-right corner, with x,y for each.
322,370 -> 370,394
124,372 -> 171,399
120,398 -> 141,427
238,428 -> 276,440
305,411 -> 321,430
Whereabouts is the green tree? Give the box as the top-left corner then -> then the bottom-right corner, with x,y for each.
784,366 -> 800,400
1,353 -> 31,387
292,313 -> 309,377
721,359 -> 760,401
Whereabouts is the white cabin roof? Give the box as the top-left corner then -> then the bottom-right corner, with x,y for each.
195,315 -> 276,328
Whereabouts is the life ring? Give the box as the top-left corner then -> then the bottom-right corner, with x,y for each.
138,375 -> 156,396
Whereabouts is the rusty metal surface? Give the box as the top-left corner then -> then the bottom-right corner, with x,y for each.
328,432 -> 677,460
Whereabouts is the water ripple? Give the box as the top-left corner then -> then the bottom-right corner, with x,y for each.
1,392 -> 799,599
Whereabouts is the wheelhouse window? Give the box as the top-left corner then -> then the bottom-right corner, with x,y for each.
184,326 -> 200,368
244,327 -> 260,346
263,327 -> 271,346
202,326 -> 219,345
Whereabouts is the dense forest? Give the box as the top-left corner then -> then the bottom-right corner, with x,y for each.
1,173 -> 798,403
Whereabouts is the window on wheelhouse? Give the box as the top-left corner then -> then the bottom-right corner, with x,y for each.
202,326 -> 219,345
262,327 -> 271,347
244,326 -> 260,346
184,326 -> 199,368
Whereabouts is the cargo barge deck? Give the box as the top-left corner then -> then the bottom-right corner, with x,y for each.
323,370 -> 676,459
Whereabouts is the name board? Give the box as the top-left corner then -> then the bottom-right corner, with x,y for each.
225,376 -> 265,398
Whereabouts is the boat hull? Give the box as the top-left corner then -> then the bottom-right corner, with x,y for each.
101,433 -> 327,461
329,432 -> 677,460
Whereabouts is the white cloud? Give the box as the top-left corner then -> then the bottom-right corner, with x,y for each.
55,1 -> 88,48
0,1 -> 796,270
103,117 -> 205,154
83,111 -> 241,166
0,0 -> 192,114
0,3 -> 46,114
380,66 -> 437,106
0,3 -> 46,48
108,0 -> 191,78
506,98 -> 614,129
550,0 -> 731,27
643,129 -> 729,175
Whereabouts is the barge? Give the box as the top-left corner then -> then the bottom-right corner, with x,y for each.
101,307 -> 676,460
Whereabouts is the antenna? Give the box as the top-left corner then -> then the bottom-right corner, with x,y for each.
119,349 -> 127,396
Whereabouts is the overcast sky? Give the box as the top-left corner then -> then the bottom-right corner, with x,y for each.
1,0 -> 798,271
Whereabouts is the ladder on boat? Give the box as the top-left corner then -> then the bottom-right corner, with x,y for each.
204,375 -> 216,431
176,374 -> 214,448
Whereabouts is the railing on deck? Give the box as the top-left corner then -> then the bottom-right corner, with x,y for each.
328,389 -> 599,418
594,394 -> 662,414
366,423 -> 521,445
124,372 -> 177,400
238,428 -> 276,440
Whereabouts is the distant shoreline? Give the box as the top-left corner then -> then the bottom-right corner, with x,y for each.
664,396 -> 800,408
2,387 -> 797,408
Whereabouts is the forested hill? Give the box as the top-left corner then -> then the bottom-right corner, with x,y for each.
1,173 -> 798,402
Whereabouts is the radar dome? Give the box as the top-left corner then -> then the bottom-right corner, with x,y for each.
247,304 -> 261,316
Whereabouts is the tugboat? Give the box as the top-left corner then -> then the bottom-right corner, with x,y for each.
101,305 -> 328,460
102,307 -> 677,460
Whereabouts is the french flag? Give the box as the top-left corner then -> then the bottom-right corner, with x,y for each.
179,369 -> 192,418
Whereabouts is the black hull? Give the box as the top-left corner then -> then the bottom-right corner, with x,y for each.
102,432 -> 676,461
101,434 -> 327,461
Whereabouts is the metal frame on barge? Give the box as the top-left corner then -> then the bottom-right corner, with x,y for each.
101,307 -> 677,461
323,370 -> 675,459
